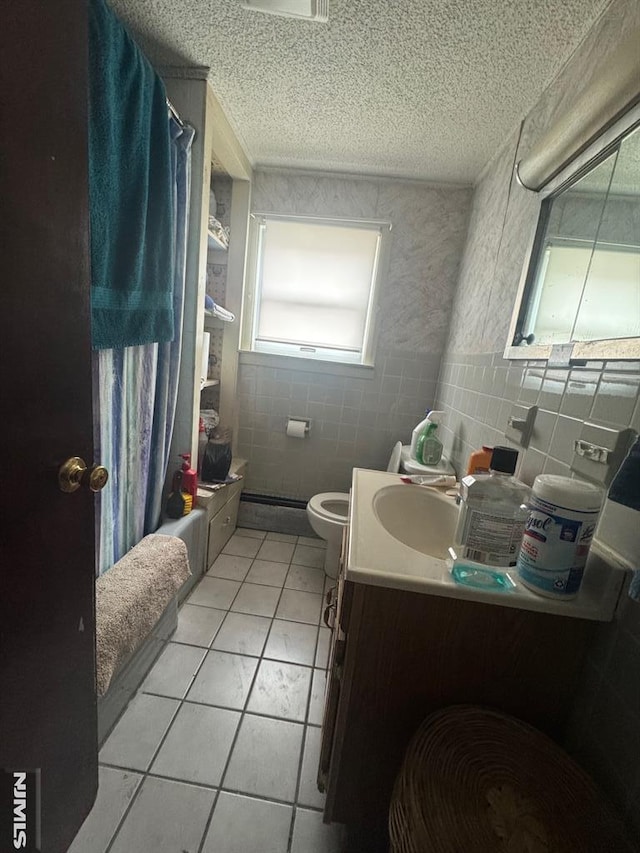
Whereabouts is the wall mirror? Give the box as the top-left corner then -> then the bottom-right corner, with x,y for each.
506,104 -> 640,362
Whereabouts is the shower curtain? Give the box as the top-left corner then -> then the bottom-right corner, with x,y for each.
95,116 -> 194,575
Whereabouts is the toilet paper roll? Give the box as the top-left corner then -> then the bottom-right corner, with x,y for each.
286,419 -> 307,438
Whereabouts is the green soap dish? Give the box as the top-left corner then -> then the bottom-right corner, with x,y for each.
451,564 -> 516,591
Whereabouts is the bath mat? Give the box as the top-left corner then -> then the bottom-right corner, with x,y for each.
96,534 -> 190,695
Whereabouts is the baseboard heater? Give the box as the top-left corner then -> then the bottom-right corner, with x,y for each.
241,492 -> 307,510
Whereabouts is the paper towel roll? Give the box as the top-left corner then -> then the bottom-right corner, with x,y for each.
286,419 -> 307,438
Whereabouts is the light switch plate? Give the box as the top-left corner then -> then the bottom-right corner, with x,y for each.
504,404 -> 537,448
571,424 -> 636,487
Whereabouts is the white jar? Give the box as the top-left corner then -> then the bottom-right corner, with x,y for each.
517,475 -> 603,599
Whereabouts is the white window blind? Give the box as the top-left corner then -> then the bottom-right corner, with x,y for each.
251,216 -> 385,363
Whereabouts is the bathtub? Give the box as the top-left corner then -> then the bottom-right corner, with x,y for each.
97,508 -> 207,743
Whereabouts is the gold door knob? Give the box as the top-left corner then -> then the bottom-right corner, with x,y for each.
58,457 -> 109,493
87,465 -> 109,492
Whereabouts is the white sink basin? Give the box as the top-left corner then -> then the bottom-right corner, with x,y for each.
348,468 -> 623,622
372,484 -> 458,559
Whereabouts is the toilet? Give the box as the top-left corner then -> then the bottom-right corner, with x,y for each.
307,444 -> 455,578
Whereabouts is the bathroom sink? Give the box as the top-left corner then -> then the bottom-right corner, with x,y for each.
372,484 -> 458,559
348,469 -> 622,620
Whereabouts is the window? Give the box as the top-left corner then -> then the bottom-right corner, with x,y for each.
243,214 -> 390,364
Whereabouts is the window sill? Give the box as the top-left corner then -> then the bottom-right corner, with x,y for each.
238,349 -> 376,379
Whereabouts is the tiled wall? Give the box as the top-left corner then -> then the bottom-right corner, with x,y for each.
433,0 -> 640,838
238,350 -> 442,498
237,170 -> 472,499
436,353 -> 640,482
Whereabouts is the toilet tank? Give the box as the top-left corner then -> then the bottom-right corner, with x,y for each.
400,446 -> 455,476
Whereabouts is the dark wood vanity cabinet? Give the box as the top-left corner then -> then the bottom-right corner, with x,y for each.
318,529 -> 594,843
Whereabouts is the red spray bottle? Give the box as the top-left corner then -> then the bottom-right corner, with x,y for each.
175,453 -> 197,503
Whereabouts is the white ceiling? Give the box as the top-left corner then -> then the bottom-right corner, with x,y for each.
113,0 -> 612,184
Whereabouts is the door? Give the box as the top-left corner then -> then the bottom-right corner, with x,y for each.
0,3 -> 99,852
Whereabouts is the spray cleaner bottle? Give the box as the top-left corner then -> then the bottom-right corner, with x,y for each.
416,412 -> 443,465
410,410 -> 444,463
173,453 -> 198,503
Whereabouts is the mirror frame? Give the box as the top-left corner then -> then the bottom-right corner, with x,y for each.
505,102 -> 640,363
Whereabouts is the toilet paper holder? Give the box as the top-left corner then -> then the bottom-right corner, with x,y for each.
286,417 -> 311,437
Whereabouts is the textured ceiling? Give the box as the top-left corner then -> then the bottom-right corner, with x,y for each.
113,0 -> 612,183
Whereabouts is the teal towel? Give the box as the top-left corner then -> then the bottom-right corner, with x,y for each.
89,0 -> 174,349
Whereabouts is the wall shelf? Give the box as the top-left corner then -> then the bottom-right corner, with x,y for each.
207,229 -> 228,251
204,309 -> 235,327
204,310 -> 224,327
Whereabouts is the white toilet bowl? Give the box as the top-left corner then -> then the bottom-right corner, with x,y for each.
306,447 -> 454,578
306,492 -> 350,579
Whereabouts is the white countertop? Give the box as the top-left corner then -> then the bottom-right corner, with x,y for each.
347,468 -> 625,622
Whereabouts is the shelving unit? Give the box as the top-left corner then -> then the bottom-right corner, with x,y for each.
161,75 -> 251,581
200,175 -> 233,413
199,175 -> 245,570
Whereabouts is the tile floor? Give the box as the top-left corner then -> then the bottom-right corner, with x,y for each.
70,529 -> 344,853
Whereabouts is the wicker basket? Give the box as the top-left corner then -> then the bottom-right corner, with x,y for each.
389,705 -> 636,853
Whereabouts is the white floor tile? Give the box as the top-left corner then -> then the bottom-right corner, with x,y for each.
276,589 -> 323,625
297,535 -> 326,549
206,553 -> 253,582
202,792 -> 292,853
245,559 -> 289,587
71,521 -> 344,853
298,727 -> 325,809
292,544 -> 326,569
173,604 -> 226,647
291,807 -> 344,853
285,564 -> 325,594
151,703 -> 240,787
141,644 -> 206,699
266,531 -> 298,543
67,767 -> 142,853
109,776 -> 215,853
188,576 -> 241,610
231,582 -> 281,618
212,612 -> 271,657
236,528 -> 267,540
223,534 -> 262,558
99,694 -> 179,771
308,669 -> 327,726
247,659 -> 312,722
264,620 -> 318,666
315,628 -> 331,669
256,540 -> 296,563
187,651 -> 258,709
224,714 -> 303,802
